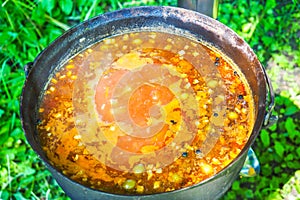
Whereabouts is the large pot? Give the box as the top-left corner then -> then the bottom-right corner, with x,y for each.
20,6 -> 275,200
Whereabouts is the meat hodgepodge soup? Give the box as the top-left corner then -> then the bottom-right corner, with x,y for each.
38,32 -> 254,194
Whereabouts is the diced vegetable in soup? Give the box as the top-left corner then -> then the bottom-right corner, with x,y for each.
38,31 -> 254,194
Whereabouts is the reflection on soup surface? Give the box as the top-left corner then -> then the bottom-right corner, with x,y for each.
38,31 -> 254,194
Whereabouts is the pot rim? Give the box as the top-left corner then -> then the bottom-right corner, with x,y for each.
20,5 -> 268,197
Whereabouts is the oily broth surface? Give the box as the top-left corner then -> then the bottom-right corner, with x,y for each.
38,31 -> 254,194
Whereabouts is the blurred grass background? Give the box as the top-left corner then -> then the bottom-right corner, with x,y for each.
0,0 -> 299,199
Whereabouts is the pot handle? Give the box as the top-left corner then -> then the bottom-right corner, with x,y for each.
262,66 -> 278,128
240,68 -> 277,177
24,62 -> 34,77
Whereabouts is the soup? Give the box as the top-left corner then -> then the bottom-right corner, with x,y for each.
37,31 -> 254,194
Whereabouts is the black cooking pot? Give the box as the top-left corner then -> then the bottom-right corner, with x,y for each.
20,6 -> 275,200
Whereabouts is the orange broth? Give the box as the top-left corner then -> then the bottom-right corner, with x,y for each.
38,31 -> 254,194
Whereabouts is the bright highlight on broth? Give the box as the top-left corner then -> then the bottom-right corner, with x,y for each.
37,31 -> 254,194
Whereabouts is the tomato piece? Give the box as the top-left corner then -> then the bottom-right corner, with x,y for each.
95,69 -> 128,122
128,83 -> 174,127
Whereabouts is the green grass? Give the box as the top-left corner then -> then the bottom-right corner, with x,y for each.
218,1 -> 300,199
0,0 -> 299,199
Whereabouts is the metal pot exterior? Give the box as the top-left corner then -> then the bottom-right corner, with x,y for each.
20,6 -> 267,200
